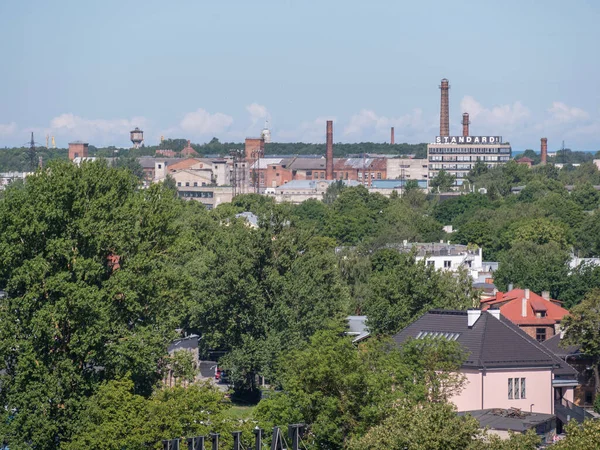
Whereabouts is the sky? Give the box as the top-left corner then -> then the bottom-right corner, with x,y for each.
1,0 -> 599,152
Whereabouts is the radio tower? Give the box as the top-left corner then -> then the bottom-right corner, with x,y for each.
26,132 -> 38,171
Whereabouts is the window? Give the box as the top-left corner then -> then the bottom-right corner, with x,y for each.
306,170 -> 312,176
444,260 -> 451,268
177,182 -> 181,187
585,391 -> 593,405
193,182 -> 198,187
376,172 -> 382,179
185,182 -> 190,187
508,378 -> 526,399
320,172 -> 324,179
536,328 -> 547,342
158,164 -> 162,169
427,261 -> 434,266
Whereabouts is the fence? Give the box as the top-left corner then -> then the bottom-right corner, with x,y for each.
162,424 -> 306,450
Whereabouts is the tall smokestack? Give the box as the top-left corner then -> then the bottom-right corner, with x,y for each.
326,120 -> 333,180
391,127 -> 395,145
462,113 -> 470,137
440,78 -> 450,137
541,137 -> 548,165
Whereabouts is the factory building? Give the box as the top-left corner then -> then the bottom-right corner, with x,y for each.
427,79 -> 512,187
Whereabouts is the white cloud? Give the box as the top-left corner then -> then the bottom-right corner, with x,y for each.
179,108 -> 233,135
0,122 -> 17,136
47,113 -> 148,145
548,102 -> 589,123
343,109 -> 425,137
276,116 -> 336,143
460,96 -> 530,131
246,103 -> 269,127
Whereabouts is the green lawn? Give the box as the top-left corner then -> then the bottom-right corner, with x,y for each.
226,405 -> 255,420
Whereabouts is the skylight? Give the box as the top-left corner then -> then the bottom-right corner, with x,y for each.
416,331 -> 460,341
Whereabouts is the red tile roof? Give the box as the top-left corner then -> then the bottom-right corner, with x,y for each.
481,289 -> 569,326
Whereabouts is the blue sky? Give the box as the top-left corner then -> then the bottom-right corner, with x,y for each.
1,0 -> 599,152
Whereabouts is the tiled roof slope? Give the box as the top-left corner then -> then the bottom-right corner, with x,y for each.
392,310 -> 576,377
481,289 -> 569,326
542,333 -> 580,359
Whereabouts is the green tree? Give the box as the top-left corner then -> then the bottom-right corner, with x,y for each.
255,330 -> 465,450
493,241 -> 570,299
114,156 -> 145,180
65,378 -> 235,450
571,182 -> 600,210
0,161 -> 187,447
429,170 -> 456,192
170,350 -> 197,386
562,290 -> 600,400
347,401 -> 480,450
364,250 -> 477,335
552,419 -> 600,450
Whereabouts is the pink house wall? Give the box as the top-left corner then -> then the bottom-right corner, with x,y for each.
451,369 -> 482,411
451,368 -> 553,414
483,368 -> 552,414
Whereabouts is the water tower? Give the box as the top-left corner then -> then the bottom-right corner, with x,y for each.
130,127 -> 144,149
261,120 -> 272,144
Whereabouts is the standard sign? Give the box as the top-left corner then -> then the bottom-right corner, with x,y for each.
435,136 -> 502,144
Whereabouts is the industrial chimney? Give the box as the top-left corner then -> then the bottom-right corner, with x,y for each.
462,113 -> 470,137
541,137 -> 548,165
440,78 -> 450,137
391,127 -> 395,145
326,120 -> 333,180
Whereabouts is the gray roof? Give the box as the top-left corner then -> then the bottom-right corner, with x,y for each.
287,158 -> 327,170
346,315 -> 370,343
167,334 -> 199,354
137,156 -> 181,169
235,211 -> 259,227
542,333 -> 581,359
459,409 -> 555,432
392,310 -> 577,376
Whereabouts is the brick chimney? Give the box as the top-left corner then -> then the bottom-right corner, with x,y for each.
439,79 -> 450,137
541,138 -> 548,165
391,127 -> 395,145
462,113 -> 470,137
326,120 -> 333,180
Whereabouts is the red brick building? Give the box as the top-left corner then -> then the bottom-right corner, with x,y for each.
68,141 -> 89,160
481,289 -> 569,342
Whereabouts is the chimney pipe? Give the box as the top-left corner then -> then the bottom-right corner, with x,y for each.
462,112 -> 470,137
439,78 -> 450,137
467,309 -> 481,328
391,127 -> 395,145
542,291 -> 550,300
541,138 -> 548,165
522,296 -> 528,318
326,120 -> 333,180
489,308 -> 501,320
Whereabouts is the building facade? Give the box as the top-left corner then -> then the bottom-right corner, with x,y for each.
393,309 -> 579,430
427,136 -> 511,187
